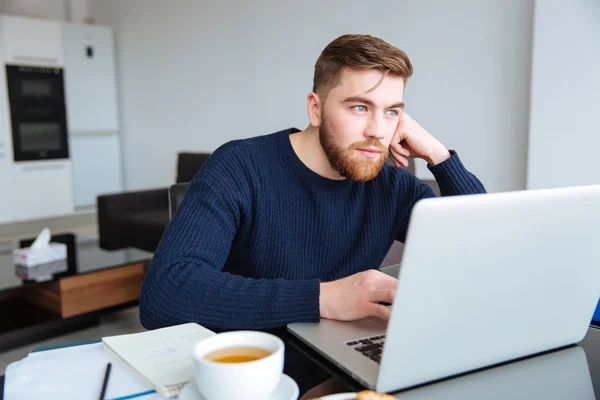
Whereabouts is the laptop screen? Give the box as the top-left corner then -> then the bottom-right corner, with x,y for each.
592,299 -> 600,327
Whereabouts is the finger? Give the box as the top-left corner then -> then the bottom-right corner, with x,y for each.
390,153 -> 409,168
367,303 -> 392,321
390,142 -> 410,158
397,112 -> 406,125
368,288 -> 396,304
389,150 -> 401,167
389,147 -> 410,158
389,148 -> 405,166
392,143 -> 411,157
394,130 -> 409,143
391,127 -> 401,144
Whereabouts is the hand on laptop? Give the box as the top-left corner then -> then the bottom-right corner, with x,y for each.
319,270 -> 397,321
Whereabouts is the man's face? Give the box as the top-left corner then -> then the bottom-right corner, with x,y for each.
318,67 -> 405,182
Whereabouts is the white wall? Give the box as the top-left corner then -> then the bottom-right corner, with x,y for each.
90,0 -> 534,192
526,0 -> 600,190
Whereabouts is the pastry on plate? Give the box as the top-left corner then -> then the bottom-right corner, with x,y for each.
355,390 -> 396,400
310,390 -> 396,400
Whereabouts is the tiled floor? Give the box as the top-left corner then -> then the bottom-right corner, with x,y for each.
0,306 -> 145,374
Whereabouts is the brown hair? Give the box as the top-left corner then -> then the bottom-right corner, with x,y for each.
313,34 -> 413,102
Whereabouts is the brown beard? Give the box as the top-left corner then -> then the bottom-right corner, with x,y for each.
319,118 -> 389,182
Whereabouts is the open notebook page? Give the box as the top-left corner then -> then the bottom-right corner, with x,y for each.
102,323 -> 215,397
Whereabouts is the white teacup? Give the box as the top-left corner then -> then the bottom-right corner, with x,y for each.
192,331 -> 285,400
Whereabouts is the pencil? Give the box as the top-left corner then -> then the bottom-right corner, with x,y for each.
99,362 -> 112,400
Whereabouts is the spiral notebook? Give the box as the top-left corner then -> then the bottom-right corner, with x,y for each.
102,323 -> 215,398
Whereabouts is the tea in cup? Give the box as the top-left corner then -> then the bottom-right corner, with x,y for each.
192,331 -> 284,400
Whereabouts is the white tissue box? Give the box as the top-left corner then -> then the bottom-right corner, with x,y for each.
15,259 -> 68,281
13,242 -> 67,268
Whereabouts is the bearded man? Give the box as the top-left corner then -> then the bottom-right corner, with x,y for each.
140,33 -> 486,394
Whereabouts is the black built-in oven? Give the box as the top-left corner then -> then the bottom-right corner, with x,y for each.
5,65 -> 69,161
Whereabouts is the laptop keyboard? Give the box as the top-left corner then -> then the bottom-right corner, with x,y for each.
345,334 -> 386,364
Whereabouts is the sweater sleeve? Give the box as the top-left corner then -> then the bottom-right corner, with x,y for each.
395,151 -> 486,242
139,146 -> 321,331
427,150 -> 486,196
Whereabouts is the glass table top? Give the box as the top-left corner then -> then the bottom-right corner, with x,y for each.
0,233 -> 153,292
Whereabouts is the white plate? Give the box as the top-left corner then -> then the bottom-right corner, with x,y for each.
319,394 -> 357,400
178,373 -> 299,400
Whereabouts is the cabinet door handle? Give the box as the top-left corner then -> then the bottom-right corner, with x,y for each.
13,55 -> 60,64
22,163 -> 65,172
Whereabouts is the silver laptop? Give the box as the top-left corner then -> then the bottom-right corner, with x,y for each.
288,185 -> 600,393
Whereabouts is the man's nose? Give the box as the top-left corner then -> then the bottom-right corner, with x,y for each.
364,114 -> 385,140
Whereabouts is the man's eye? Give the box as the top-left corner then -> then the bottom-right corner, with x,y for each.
386,110 -> 399,117
353,105 -> 367,112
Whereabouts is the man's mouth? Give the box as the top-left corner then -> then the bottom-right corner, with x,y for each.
356,147 -> 382,159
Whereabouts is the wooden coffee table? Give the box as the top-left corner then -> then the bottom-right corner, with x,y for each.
0,233 -> 152,352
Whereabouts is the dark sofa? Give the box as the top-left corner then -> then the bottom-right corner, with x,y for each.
97,152 -> 211,252
97,152 -> 438,254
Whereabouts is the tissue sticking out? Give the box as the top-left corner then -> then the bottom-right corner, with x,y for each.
12,227 -> 68,268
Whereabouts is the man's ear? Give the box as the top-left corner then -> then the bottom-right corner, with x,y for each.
307,92 -> 322,127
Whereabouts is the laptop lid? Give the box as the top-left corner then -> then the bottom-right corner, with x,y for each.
592,300 -> 600,327
376,185 -> 600,392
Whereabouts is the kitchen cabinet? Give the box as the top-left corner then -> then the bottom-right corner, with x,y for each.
0,23 -> 14,224
0,142 -> 13,224
0,15 -> 63,66
63,22 -> 119,133
0,17 -> 123,222
70,134 -> 123,207
13,160 -> 74,221
63,22 -> 123,208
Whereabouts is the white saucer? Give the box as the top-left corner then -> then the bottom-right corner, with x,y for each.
319,394 -> 357,400
178,373 -> 299,400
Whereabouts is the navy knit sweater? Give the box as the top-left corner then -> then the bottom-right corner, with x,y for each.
140,128 -> 485,331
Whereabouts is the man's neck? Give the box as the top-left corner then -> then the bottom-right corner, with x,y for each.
289,126 -> 345,181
